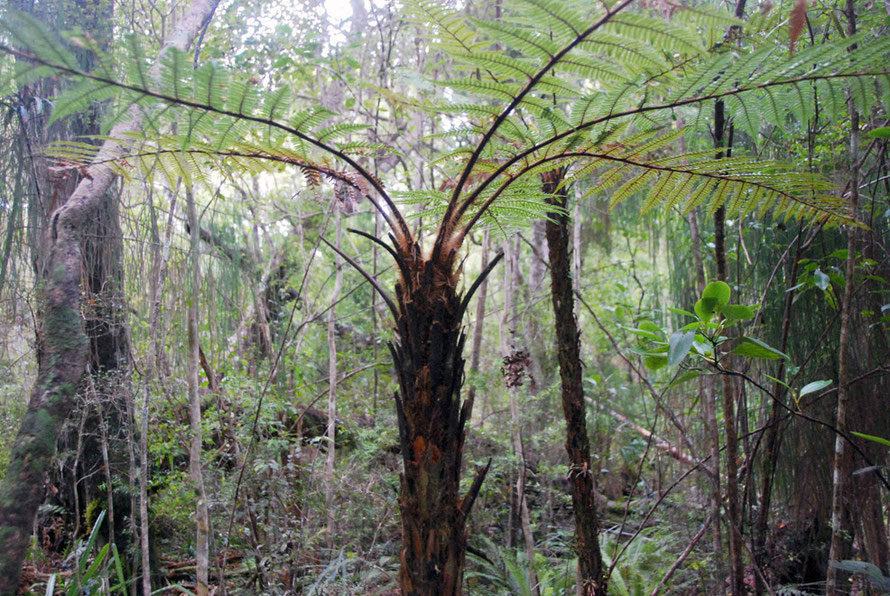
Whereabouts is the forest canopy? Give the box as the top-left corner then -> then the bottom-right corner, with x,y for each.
0,0 -> 888,594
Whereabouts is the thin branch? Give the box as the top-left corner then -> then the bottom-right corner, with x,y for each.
320,236 -> 399,323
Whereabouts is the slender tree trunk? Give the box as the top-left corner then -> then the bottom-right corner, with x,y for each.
501,236 -> 539,595
186,189 -> 211,596
467,231 -> 490,430
827,2 -> 859,590
711,6 -> 747,591
714,91 -> 744,596
542,168 -> 606,595
0,3 -> 218,589
140,183 -> 179,595
753,238 -> 801,593
714,202 -> 744,596
324,208 -> 343,549
688,209 -> 725,576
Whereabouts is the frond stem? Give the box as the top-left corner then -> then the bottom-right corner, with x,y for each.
433,0 -> 637,261
0,43 -> 413,244
454,69 -> 888,226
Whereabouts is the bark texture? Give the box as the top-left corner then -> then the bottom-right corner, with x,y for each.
826,3 -> 859,588
542,169 -> 606,595
0,1 -> 219,590
185,189 -> 210,596
390,237 -> 492,595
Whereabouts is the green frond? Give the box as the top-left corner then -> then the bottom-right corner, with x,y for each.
425,127 -> 481,141
470,19 -> 559,61
335,141 -> 399,157
404,0 -> 479,52
602,14 -> 705,56
451,51 -> 539,81
314,123 -> 369,143
577,34 -> 670,72
512,0 -> 588,41
609,169 -> 656,208
670,4 -> 744,32
440,78 -> 521,102
554,55 -> 628,83
430,148 -> 475,168
290,106 -> 336,132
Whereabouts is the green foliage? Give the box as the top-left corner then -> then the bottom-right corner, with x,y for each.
35,511 -> 130,596
466,538 -> 576,596
600,530 -> 679,596
2,0 -> 887,235
635,280 -> 790,370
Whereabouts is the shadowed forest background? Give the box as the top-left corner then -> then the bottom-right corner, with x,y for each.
0,0 -> 888,594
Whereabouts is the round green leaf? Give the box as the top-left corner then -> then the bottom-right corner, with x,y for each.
702,281 -> 731,306
695,297 -> 718,320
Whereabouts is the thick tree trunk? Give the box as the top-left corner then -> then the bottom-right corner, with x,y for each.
542,168 -> 606,596
0,1 -> 218,590
391,239 -> 492,595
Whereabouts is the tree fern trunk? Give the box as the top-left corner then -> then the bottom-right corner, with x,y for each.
393,244 -> 489,595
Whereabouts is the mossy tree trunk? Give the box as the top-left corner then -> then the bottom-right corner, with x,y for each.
0,1 -> 219,590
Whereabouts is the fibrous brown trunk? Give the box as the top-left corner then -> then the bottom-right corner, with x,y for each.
0,1 -> 219,590
388,238 -> 494,595
542,168 -> 606,595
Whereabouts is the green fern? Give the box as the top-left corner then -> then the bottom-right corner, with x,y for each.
2,0 -> 888,239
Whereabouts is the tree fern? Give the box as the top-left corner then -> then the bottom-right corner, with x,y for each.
2,0 -> 888,243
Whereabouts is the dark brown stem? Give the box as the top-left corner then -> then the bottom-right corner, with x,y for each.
542,167 -> 606,595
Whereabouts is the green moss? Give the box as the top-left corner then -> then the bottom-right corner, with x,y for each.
0,410 -> 58,508
44,302 -> 87,352
85,498 -> 103,531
